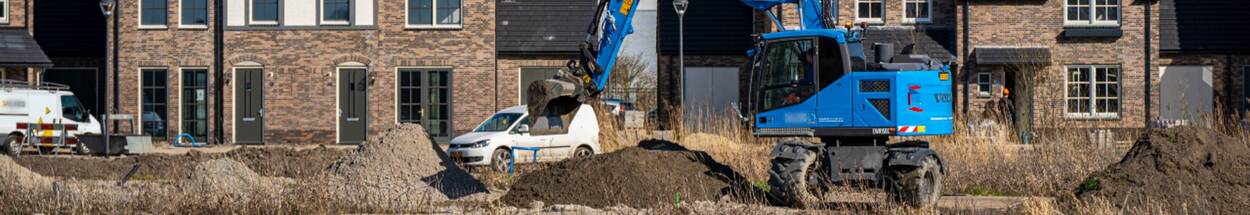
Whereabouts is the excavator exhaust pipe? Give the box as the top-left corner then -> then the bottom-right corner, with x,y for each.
526,77 -> 586,135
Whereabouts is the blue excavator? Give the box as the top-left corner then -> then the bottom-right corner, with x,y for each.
526,0 -> 953,208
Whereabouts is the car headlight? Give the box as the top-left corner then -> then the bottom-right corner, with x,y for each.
468,140 -> 490,148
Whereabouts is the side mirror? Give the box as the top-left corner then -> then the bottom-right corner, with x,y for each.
516,124 -> 530,133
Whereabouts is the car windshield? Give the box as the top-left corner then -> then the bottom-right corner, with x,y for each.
474,113 -> 522,132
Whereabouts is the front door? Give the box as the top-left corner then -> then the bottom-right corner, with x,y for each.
338,68 -> 368,144
234,68 -> 264,144
1160,66 -> 1213,125
397,69 -> 454,143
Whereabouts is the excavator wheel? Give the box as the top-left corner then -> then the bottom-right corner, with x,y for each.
885,155 -> 942,208
767,150 -> 823,208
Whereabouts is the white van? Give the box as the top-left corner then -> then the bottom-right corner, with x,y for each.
447,104 -> 600,172
0,82 -> 102,155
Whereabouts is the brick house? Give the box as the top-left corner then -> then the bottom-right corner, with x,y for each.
1156,0 -> 1250,126
0,0 -> 53,84
112,0 -> 496,144
494,0 -> 594,109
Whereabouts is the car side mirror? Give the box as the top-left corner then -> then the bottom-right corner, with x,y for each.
516,124 -> 530,133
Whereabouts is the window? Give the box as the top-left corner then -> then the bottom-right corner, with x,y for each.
182,69 -> 208,141
250,0 -> 279,25
903,0 -> 930,23
519,68 -> 561,104
140,0 -> 169,28
977,72 -> 992,98
474,113 -> 521,132
180,0 -> 208,28
856,0 -> 884,23
0,0 -> 8,24
322,0 -> 351,25
141,69 -> 169,137
60,96 -> 89,122
1066,65 -> 1120,118
397,69 -> 453,140
1066,0 -> 1118,26
758,39 -> 817,111
407,0 -> 462,28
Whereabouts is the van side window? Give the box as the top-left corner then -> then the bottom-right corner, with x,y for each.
60,96 -> 89,122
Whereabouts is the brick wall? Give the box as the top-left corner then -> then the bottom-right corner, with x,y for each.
1157,54 -> 1250,118
1,0 -> 28,29
765,0 -> 958,29
114,0 -> 217,138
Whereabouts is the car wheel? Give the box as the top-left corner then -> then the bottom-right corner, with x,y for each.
491,148 -> 512,173
3,134 -> 21,156
573,146 -> 593,159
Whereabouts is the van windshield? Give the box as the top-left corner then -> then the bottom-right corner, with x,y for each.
474,113 -> 522,132
61,96 -> 89,122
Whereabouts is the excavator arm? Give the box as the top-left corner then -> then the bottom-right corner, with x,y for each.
526,0 -> 640,135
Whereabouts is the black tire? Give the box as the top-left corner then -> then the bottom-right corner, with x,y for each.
886,156 -> 942,208
490,148 -> 512,173
767,151 -> 823,208
37,146 -> 56,155
573,146 -> 593,159
3,134 -> 21,157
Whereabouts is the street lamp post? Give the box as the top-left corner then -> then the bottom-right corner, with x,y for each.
99,0 -> 115,156
673,0 -> 687,118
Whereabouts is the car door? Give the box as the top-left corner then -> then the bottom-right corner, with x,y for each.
509,117 -> 552,163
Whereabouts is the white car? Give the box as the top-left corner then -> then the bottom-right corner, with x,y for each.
447,105 -> 600,172
0,83 -> 103,155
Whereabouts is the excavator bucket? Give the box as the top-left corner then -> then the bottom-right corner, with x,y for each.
526,77 -> 585,135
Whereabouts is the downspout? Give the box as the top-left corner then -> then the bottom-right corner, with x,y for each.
1143,0 -> 1152,129
113,0 -> 120,119
961,0 -> 970,114
214,0 -> 225,143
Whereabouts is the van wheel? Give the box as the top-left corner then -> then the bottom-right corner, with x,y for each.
491,148 -> 512,173
37,146 -> 56,155
573,146 -> 593,159
3,134 -> 21,156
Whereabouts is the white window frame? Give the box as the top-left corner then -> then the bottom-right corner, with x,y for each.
1064,0 -> 1120,27
902,0 -> 931,23
178,0 -> 209,29
405,0 -> 463,29
320,0 -> 351,26
855,0 -> 885,24
177,67 -> 209,136
138,0 -> 169,29
248,0 -> 280,26
137,67 -> 171,137
976,72 -> 992,98
393,66 -> 454,124
1065,65 -> 1121,119
0,0 -> 9,24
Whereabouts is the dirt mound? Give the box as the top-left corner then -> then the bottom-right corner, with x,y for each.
502,139 -> 754,208
0,156 -> 53,191
13,146 -> 349,180
1072,127 -> 1250,214
186,158 -> 291,202
321,124 -> 486,208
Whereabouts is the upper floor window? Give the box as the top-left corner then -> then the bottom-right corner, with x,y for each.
407,0 -> 462,28
140,0 -> 169,28
180,0 -> 208,28
856,0 -> 884,24
1066,65 -> 1120,119
0,0 -> 9,24
322,0 -> 351,25
250,0 -> 279,25
1066,0 -> 1119,26
903,0 -> 930,23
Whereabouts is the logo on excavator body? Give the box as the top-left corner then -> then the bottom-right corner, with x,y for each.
620,0 -> 635,15
907,85 -> 924,112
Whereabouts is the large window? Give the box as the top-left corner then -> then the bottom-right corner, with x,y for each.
0,0 -> 8,24
250,0 -> 279,25
407,0 -> 462,28
181,0 -> 208,28
398,69 -> 453,140
1065,0 -> 1119,26
182,69 -> 208,141
322,0 -> 351,25
856,0 -> 884,23
141,69 -> 169,137
758,39 -> 817,112
1066,65 -> 1120,118
140,0 -> 169,28
903,0 -> 930,23
977,72 -> 992,98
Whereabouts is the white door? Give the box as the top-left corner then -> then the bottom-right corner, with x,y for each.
682,67 -> 740,127
1160,66 -> 1213,125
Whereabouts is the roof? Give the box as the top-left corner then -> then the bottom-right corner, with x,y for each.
0,29 -> 53,68
658,0 -> 755,55
760,29 -> 849,43
1159,0 -> 1250,53
973,47 -> 1051,65
496,0 -> 597,55
861,27 -> 958,63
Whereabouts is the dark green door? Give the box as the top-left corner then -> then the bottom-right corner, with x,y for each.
234,68 -> 264,144
338,69 -> 368,144
397,69 -> 453,143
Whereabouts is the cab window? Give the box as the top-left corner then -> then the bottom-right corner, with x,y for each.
60,96 -> 89,122
758,39 -> 817,112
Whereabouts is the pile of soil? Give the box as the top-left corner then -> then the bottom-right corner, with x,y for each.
0,156 -> 53,191
502,139 -> 755,208
1073,127 -> 1250,214
186,158 -> 291,203
13,146 -> 349,180
321,124 -> 486,208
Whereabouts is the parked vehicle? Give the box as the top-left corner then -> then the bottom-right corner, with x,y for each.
447,105 -> 600,172
141,111 -> 165,137
599,99 -> 637,115
0,81 -> 102,155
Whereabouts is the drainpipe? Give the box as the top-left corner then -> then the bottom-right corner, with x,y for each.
214,0 -> 225,143
1143,0 -> 1152,129
961,0 -> 970,114
113,0 -> 120,125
